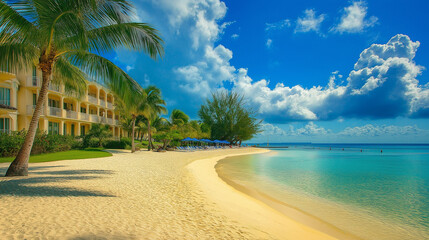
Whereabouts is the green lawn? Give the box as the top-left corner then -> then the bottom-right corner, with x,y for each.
0,149 -> 112,163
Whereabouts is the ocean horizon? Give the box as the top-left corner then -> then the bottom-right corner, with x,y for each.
217,144 -> 429,240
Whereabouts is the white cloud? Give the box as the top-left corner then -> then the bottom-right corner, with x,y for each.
290,122 -> 330,136
175,44 -> 236,97
259,123 -> 287,136
126,65 -> 134,72
266,39 -> 273,48
233,34 -> 429,121
231,33 -> 239,39
295,9 -> 325,33
265,19 -> 291,31
339,124 -> 424,136
332,1 -> 378,34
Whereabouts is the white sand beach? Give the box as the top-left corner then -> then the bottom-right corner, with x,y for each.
0,148 -> 336,240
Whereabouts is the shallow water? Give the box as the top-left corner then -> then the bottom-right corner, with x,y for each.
217,145 -> 429,240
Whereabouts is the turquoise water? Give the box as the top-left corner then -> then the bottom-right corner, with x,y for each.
217,145 -> 429,239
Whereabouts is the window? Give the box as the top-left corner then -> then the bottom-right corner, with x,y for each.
0,87 -> 11,106
71,124 -> 75,137
33,93 -> 37,106
81,125 -> 85,136
32,66 -> 37,86
48,122 -> 59,135
63,123 -> 67,135
80,107 -> 86,113
48,99 -> 59,108
0,118 -> 10,133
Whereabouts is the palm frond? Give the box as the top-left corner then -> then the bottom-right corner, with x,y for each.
0,42 -> 39,72
51,56 -> 86,98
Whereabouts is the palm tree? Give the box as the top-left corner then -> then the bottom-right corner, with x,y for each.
141,86 -> 167,151
115,91 -> 147,153
136,121 -> 147,141
1,0 -> 163,176
170,109 -> 189,126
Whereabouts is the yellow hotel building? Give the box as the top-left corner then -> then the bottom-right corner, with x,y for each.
0,67 -> 124,138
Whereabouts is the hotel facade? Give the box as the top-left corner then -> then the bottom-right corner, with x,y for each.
0,67 -> 124,138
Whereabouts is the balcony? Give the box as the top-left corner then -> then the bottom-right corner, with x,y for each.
107,118 -> 113,125
100,116 -> 107,123
26,105 -> 45,115
48,107 -> 62,117
49,84 -> 61,92
107,102 -> 113,109
66,110 -> 77,119
80,113 -> 89,121
0,99 -> 10,106
115,120 -> 119,126
90,114 -> 99,123
88,95 -> 98,105
100,99 -> 106,107
27,76 -> 41,87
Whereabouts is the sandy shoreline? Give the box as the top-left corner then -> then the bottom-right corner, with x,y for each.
0,148 -> 335,239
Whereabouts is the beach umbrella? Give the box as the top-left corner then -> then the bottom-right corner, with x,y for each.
181,137 -> 193,141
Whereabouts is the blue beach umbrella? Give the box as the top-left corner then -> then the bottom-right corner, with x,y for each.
181,137 -> 193,141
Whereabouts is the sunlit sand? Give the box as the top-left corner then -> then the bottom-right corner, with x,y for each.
0,148 -> 334,239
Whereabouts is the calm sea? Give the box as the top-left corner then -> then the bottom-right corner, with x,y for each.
216,144 -> 429,240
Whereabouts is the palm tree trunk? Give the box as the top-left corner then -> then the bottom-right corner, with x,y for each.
6,71 -> 50,176
131,117 -> 136,153
147,121 -> 152,151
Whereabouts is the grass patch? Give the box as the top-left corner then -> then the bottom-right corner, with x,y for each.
0,149 -> 112,163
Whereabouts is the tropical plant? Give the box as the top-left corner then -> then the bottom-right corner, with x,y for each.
85,123 -> 112,147
153,130 -> 181,149
170,109 -> 189,126
140,86 -> 167,151
198,91 -> 262,145
1,0 -> 163,176
115,91 -> 147,153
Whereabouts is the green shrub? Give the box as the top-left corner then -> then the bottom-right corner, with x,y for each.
0,130 -> 81,157
0,131 -> 26,157
103,140 -> 126,149
120,137 -> 132,146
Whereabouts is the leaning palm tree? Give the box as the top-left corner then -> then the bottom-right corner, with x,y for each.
1,0 -> 163,176
115,90 -> 147,153
141,86 -> 167,151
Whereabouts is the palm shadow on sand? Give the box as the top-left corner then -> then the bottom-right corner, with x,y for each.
0,165 -> 115,197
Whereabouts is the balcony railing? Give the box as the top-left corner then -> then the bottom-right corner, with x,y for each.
27,76 -> 41,87
90,114 -> 99,123
49,84 -> 61,92
88,95 -> 98,104
48,107 -> 62,117
26,105 -> 45,115
100,116 -> 107,123
107,102 -> 113,109
66,110 -> 77,119
100,99 -> 106,107
80,113 -> 89,121
107,118 -> 113,125
115,120 -> 119,126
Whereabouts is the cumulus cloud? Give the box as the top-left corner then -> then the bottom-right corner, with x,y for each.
259,123 -> 287,136
332,1 -> 378,33
233,34 -> 429,122
289,122 -> 330,136
295,9 -> 325,33
265,19 -> 291,32
339,124 -> 425,136
175,44 -> 235,97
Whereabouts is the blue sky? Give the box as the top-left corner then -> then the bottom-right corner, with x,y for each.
111,0 -> 429,143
